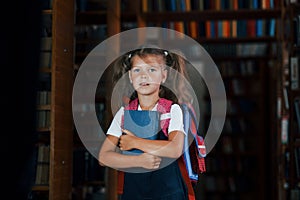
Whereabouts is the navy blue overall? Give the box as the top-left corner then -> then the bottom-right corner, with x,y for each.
120,131 -> 189,200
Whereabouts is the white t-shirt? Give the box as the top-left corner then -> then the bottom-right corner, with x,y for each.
106,103 -> 185,138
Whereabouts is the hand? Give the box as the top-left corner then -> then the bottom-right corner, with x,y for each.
138,153 -> 162,170
119,129 -> 137,151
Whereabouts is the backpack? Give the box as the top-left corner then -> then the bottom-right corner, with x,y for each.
117,98 -> 206,200
181,103 -> 206,183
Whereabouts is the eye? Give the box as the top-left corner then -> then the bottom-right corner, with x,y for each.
149,67 -> 157,72
131,68 -> 140,73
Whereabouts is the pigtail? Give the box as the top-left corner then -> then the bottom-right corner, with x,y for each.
164,51 -> 194,105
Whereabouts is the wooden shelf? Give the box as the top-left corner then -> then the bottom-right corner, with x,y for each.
36,105 -> 51,110
72,1 -> 120,200
141,9 -> 281,22
32,185 -> 49,191
198,36 -> 278,43
42,9 -> 53,15
33,0 -> 74,199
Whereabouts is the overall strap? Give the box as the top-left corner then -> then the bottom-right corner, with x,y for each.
122,98 -> 173,137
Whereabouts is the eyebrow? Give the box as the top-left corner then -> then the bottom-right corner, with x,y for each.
132,64 -> 164,68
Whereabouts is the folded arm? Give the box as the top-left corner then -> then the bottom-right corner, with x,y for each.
98,135 -> 161,170
119,129 -> 185,159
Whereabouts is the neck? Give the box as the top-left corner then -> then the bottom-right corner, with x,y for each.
138,95 -> 160,110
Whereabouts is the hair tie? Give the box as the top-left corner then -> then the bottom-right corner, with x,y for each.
164,51 -> 168,56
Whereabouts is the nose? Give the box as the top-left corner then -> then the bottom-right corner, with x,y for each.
140,70 -> 148,78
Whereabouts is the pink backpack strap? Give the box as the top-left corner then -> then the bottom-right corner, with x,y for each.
157,98 -> 172,137
124,98 -> 138,110
121,98 -> 139,129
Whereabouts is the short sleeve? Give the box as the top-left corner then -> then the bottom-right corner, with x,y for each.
168,104 -> 186,135
106,107 -> 124,138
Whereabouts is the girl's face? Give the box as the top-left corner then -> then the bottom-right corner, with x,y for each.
129,54 -> 167,96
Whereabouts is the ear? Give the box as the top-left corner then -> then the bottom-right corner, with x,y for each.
162,68 -> 167,83
128,71 -> 133,83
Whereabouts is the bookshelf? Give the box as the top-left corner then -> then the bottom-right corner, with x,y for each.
73,0 -> 121,199
275,1 -> 300,199
71,0 -> 300,200
31,0 -> 74,199
132,0 -> 281,200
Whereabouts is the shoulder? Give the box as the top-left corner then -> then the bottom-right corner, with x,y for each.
171,103 -> 181,110
156,98 -> 173,113
114,106 -> 124,118
170,103 -> 183,116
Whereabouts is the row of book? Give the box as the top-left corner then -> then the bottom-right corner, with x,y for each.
39,52 -> 52,68
36,110 -> 51,129
36,91 -> 51,106
40,37 -> 52,51
294,96 -> 300,135
217,60 -> 259,77
39,36 -> 52,70
160,19 -> 276,39
226,98 -> 259,114
75,24 -> 107,41
142,0 -> 279,12
204,98 -> 259,116
203,174 -> 254,193
283,147 -> 300,179
73,147 -> 106,185
33,145 -> 50,185
201,43 -> 268,58
294,14 -> 300,47
205,156 -> 257,173
72,184 -> 106,200
41,13 -> 52,37
37,73 -> 51,91
224,78 -> 261,96
41,0 -> 53,10
76,0 -> 107,12
214,135 -> 258,154
75,24 -> 107,64
222,117 -> 254,134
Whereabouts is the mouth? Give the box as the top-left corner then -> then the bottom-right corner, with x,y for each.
139,82 -> 150,86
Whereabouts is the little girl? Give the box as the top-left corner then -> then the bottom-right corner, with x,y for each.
98,47 -> 194,200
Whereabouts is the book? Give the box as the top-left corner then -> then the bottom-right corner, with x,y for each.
294,147 -> 300,178
122,110 -> 160,155
294,97 -> 300,134
284,150 -> 290,178
281,115 -> 289,144
283,86 -> 289,110
290,56 -> 299,90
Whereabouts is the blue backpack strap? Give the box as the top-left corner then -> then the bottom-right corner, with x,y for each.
181,103 -> 206,182
182,104 -> 198,181
186,103 -> 206,158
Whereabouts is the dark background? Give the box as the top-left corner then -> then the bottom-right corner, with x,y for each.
1,1 -> 41,199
